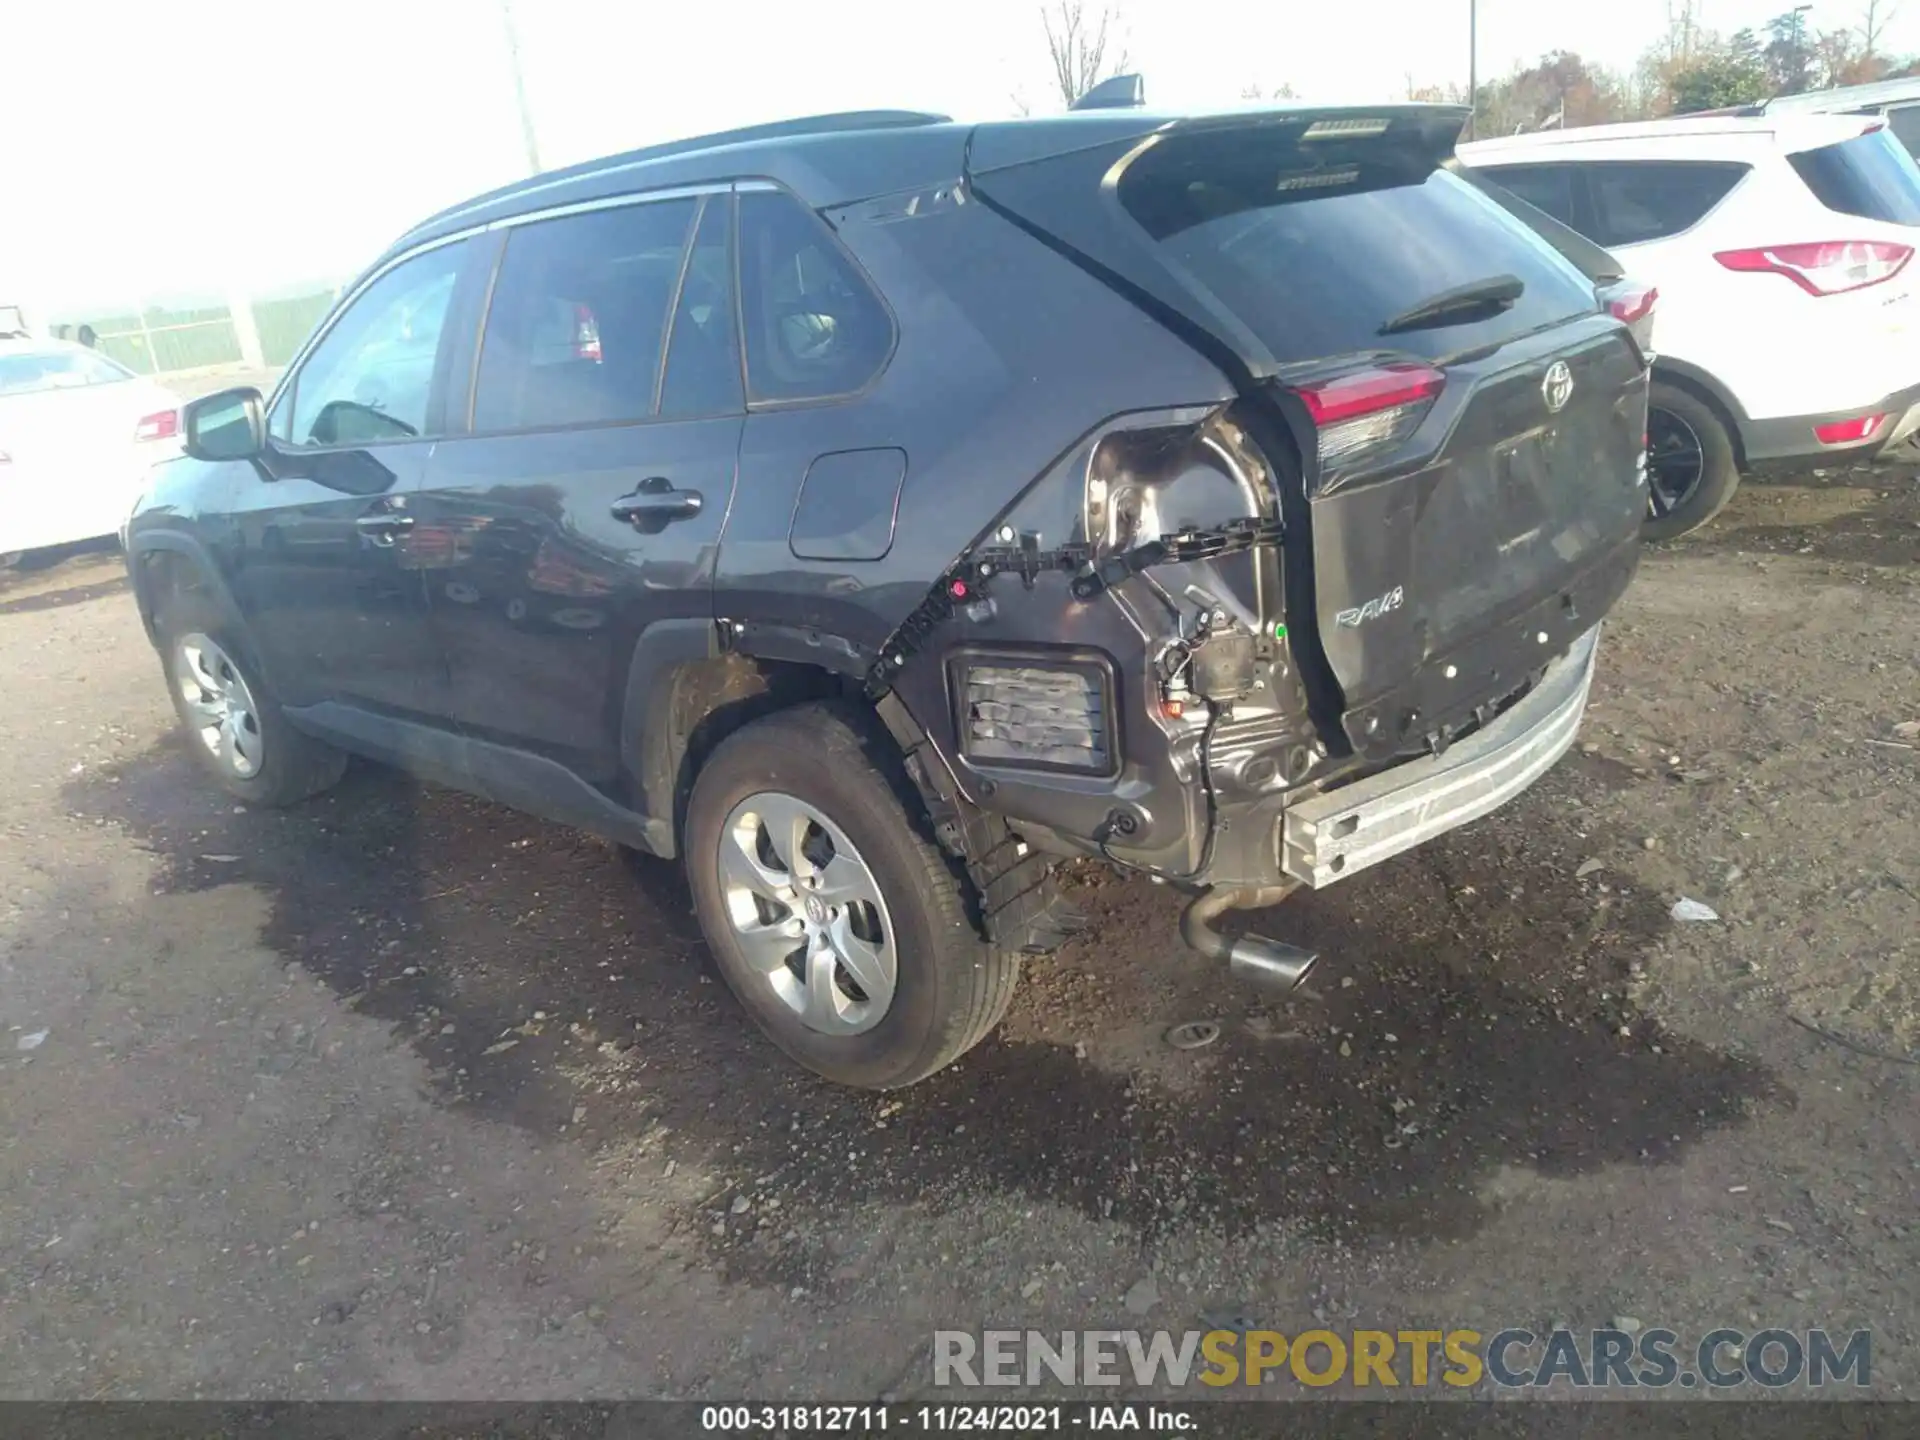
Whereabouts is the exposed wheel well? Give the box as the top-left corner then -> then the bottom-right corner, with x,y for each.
644,655 -> 848,855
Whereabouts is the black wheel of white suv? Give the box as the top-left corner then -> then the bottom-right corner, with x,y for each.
154,591 -> 348,807
684,702 -> 1020,1090
1645,380 -> 1742,542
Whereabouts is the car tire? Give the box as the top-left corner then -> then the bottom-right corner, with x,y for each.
154,591 -> 348,806
1645,381 -> 1741,542
684,701 -> 1020,1090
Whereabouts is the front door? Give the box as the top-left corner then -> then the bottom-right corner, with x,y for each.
225,237 -> 480,722
415,190 -> 745,785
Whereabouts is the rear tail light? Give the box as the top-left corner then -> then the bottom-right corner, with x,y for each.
1292,362 -> 1445,469
1607,284 -> 1658,326
134,409 -> 180,442
1814,413 -> 1889,445
954,658 -> 1113,773
1714,241 -> 1912,296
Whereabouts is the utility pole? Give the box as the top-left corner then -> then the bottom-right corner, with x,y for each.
500,0 -> 542,177
1466,0 -> 1479,140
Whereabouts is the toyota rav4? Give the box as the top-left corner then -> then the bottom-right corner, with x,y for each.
127,98 -> 1648,1089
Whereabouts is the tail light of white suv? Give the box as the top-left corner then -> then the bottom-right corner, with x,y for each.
1713,240 -> 1914,296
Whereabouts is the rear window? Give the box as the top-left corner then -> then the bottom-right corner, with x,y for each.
1118,134 -> 1598,364
1584,162 -> 1747,247
0,347 -> 133,396
1890,106 -> 1920,161
1789,129 -> 1920,224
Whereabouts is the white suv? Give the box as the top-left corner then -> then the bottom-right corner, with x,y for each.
1462,114 -> 1920,538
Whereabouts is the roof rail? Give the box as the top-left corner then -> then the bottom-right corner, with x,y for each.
399,109 -> 952,243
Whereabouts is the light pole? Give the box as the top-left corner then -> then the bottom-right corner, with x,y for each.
500,0 -> 542,176
1466,0 -> 1478,140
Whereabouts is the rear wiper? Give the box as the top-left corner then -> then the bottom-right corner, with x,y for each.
1379,274 -> 1525,336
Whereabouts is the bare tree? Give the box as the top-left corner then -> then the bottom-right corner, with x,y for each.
1041,1 -> 1129,107
1240,81 -> 1298,101
1862,0 -> 1900,58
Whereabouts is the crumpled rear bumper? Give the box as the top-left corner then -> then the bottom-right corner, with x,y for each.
1279,626 -> 1599,888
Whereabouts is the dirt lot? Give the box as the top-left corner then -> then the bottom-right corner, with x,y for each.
0,467 -> 1915,1404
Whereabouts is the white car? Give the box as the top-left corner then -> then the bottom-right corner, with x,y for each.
0,339 -> 183,566
1462,113 -> 1920,538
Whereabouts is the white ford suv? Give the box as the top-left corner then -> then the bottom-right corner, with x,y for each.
1462,114 -> 1920,538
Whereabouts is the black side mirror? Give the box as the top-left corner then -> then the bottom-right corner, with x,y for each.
183,386 -> 266,462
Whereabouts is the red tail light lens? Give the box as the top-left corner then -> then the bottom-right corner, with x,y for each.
1292,362 -> 1445,469
1714,241 -> 1912,296
1814,413 -> 1889,445
134,409 -> 179,442
1607,284 -> 1658,325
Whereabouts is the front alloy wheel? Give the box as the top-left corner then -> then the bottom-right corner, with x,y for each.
174,632 -> 264,780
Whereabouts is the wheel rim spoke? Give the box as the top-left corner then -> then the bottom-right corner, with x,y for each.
719,822 -> 793,904
826,911 -> 893,1006
800,937 -> 844,1030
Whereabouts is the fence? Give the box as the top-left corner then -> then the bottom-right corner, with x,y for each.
57,289 -> 339,377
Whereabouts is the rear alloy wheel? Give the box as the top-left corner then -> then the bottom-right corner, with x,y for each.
1644,380 -> 1741,542
686,702 -> 1020,1089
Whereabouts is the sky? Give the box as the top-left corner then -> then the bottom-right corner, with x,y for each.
3,0 -> 1915,315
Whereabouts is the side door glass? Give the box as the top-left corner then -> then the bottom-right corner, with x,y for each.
737,188 -> 894,404
1478,164 -> 1581,229
1889,105 -> 1920,162
1585,163 -> 1747,248
471,198 -> 699,432
274,241 -> 468,456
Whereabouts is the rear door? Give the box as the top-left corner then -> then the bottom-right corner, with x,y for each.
970,110 -> 1647,753
416,188 -> 744,787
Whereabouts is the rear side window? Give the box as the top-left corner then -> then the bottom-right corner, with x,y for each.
1584,162 -> 1746,247
737,189 -> 893,403
473,198 -> 698,432
1477,163 -> 1579,227
1890,106 -> 1920,161
1790,128 -> 1920,224
1119,135 -> 1596,364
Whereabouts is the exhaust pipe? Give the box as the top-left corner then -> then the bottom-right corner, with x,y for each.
1180,884 -> 1319,994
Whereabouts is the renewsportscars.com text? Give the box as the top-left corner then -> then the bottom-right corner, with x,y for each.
934,1327 -> 1871,1391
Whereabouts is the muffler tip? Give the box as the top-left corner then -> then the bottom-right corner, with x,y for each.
1227,936 -> 1319,994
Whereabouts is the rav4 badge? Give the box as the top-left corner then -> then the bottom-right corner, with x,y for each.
1336,586 -> 1406,628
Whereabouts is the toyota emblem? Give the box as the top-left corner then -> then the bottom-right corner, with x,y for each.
1542,361 -> 1574,414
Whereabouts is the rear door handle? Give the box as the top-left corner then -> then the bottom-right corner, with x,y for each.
610,477 -> 703,528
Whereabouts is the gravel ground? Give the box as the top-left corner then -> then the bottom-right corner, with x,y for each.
0,466 -> 1915,1404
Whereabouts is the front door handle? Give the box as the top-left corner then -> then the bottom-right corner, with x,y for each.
610,476 -> 703,530
355,513 -> 415,547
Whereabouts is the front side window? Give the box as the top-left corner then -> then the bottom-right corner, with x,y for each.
1584,162 -> 1747,247
472,197 -> 699,432
282,240 -> 469,447
737,189 -> 893,403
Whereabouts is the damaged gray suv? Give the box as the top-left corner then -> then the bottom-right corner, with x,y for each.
128,91 -> 1647,1089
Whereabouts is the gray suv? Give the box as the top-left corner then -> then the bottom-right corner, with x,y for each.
128,97 -> 1647,1088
